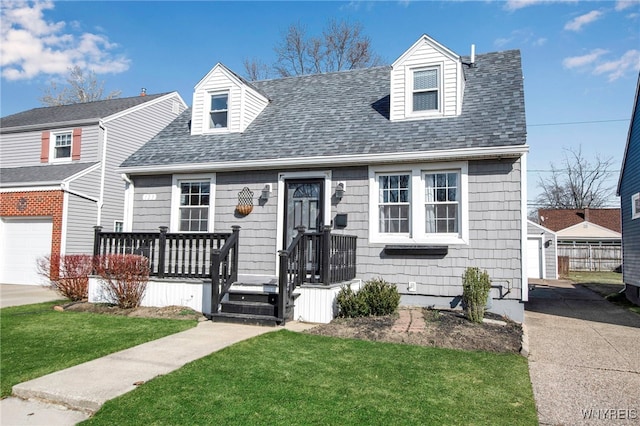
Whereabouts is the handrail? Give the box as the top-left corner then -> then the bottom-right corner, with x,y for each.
277,226 -> 357,324
210,226 -> 240,315
93,226 -> 232,279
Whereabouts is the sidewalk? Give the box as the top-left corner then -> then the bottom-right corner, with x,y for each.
1,320 -> 315,425
526,280 -> 640,425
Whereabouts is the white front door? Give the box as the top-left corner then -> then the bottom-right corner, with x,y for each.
0,217 -> 53,285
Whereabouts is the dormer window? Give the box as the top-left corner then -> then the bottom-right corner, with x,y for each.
209,93 -> 228,129
53,131 -> 72,160
412,68 -> 439,112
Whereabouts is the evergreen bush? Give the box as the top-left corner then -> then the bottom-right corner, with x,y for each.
337,278 -> 400,318
462,267 -> 491,323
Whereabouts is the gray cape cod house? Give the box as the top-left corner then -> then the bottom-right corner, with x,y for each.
91,35 -> 529,323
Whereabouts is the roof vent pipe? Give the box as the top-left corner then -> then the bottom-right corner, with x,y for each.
470,44 -> 476,66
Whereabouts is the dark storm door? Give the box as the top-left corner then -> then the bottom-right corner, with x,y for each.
283,180 -> 324,276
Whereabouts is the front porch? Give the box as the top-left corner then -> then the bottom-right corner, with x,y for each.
91,226 -> 357,324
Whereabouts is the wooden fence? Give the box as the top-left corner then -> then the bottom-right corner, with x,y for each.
557,243 -> 621,272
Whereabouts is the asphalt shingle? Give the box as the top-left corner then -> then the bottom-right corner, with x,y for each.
121,50 -> 525,169
0,93 -> 172,129
0,162 -> 99,186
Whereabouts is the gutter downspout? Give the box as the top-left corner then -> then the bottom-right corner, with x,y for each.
97,120 -> 107,225
121,173 -> 134,232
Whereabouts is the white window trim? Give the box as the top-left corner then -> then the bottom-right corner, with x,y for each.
170,173 -> 216,233
205,91 -> 230,133
50,130 -> 73,163
632,192 -> 640,220
405,63 -> 443,119
368,162 -> 468,245
114,220 -> 124,232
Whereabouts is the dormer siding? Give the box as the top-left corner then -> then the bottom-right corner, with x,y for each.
191,64 -> 268,135
390,35 -> 464,122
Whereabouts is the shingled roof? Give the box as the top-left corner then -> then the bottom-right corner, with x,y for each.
0,162 -> 99,187
0,93 -> 172,130
121,50 -> 526,169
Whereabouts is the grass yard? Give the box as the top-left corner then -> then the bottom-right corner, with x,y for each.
568,271 -> 623,285
83,330 -> 537,426
568,271 -> 640,315
0,301 -> 197,397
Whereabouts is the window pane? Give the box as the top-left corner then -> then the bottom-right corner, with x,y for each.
424,171 -> 461,234
413,91 -> 438,111
210,112 -> 227,128
211,94 -> 227,111
379,205 -> 409,233
414,69 -> 438,90
448,188 -> 457,202
55,146 -> 71,159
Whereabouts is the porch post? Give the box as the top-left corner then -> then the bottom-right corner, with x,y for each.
277,250 -> 288,323
93,226 -> 103,257
231,226 -> 240,283
158,226 -> 168,278
296,226 -> 306,286
321,225 -> 331,285
211,248 -> 221,314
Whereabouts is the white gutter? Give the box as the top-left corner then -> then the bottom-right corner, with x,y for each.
119,145 -> 530,175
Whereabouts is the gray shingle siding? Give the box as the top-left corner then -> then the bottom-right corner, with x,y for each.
131,175 -> 173,231
121,50 -> 525,169
620,77 -> 640,290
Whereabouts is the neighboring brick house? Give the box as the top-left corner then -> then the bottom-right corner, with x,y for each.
103,35 -> 530,322
617,72 -> 640,305
0,93 -> 187,285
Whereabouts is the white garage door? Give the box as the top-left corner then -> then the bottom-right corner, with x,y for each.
527,237 -> 543,279
0,217 -> 53,285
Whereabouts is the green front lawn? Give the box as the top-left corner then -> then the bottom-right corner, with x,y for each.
0,301 -> 197,397
83,330 -> 537,425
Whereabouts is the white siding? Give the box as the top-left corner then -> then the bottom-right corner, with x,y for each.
191,65 -> 268,135
390,37 -> 462,122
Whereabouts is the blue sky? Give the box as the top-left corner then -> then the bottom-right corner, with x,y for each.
1,1 -> 639,207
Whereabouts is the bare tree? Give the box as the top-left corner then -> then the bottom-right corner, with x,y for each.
243,58 -> 271,81
536,146 -> 615,209
40,65 -> 121,106
264,19 -> 383,79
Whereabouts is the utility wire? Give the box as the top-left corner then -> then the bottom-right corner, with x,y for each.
527,119 -> 628,127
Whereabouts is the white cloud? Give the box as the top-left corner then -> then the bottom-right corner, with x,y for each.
562,49 -> 608,69
563,49 -> 640,81
0,1 -> 130,81
593,49 -> 640,81
533,37 -> 548,47
615,1 -> 637,11
504,0 -> 577,11
564,10 -> 604,31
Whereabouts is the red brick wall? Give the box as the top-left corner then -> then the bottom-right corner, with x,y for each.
0,190 -> 64,258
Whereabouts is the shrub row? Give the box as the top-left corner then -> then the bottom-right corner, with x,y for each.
336,278 -> 400,318
38,254 -> 149,309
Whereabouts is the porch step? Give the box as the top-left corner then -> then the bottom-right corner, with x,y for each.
208,312 -> 281,327
228,291 -> 278,305
222,300 -> 276,317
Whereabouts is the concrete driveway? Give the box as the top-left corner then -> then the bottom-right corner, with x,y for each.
526,279 -> 640,425
0,284 -> 62,308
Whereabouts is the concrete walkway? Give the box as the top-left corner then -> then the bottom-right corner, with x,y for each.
526,280 -> 640,425
0,284 -> 61,308
1,320 -> 315,425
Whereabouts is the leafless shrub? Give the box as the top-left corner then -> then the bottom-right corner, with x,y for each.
37,254 -> 93,301
93,255 -> 149,309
